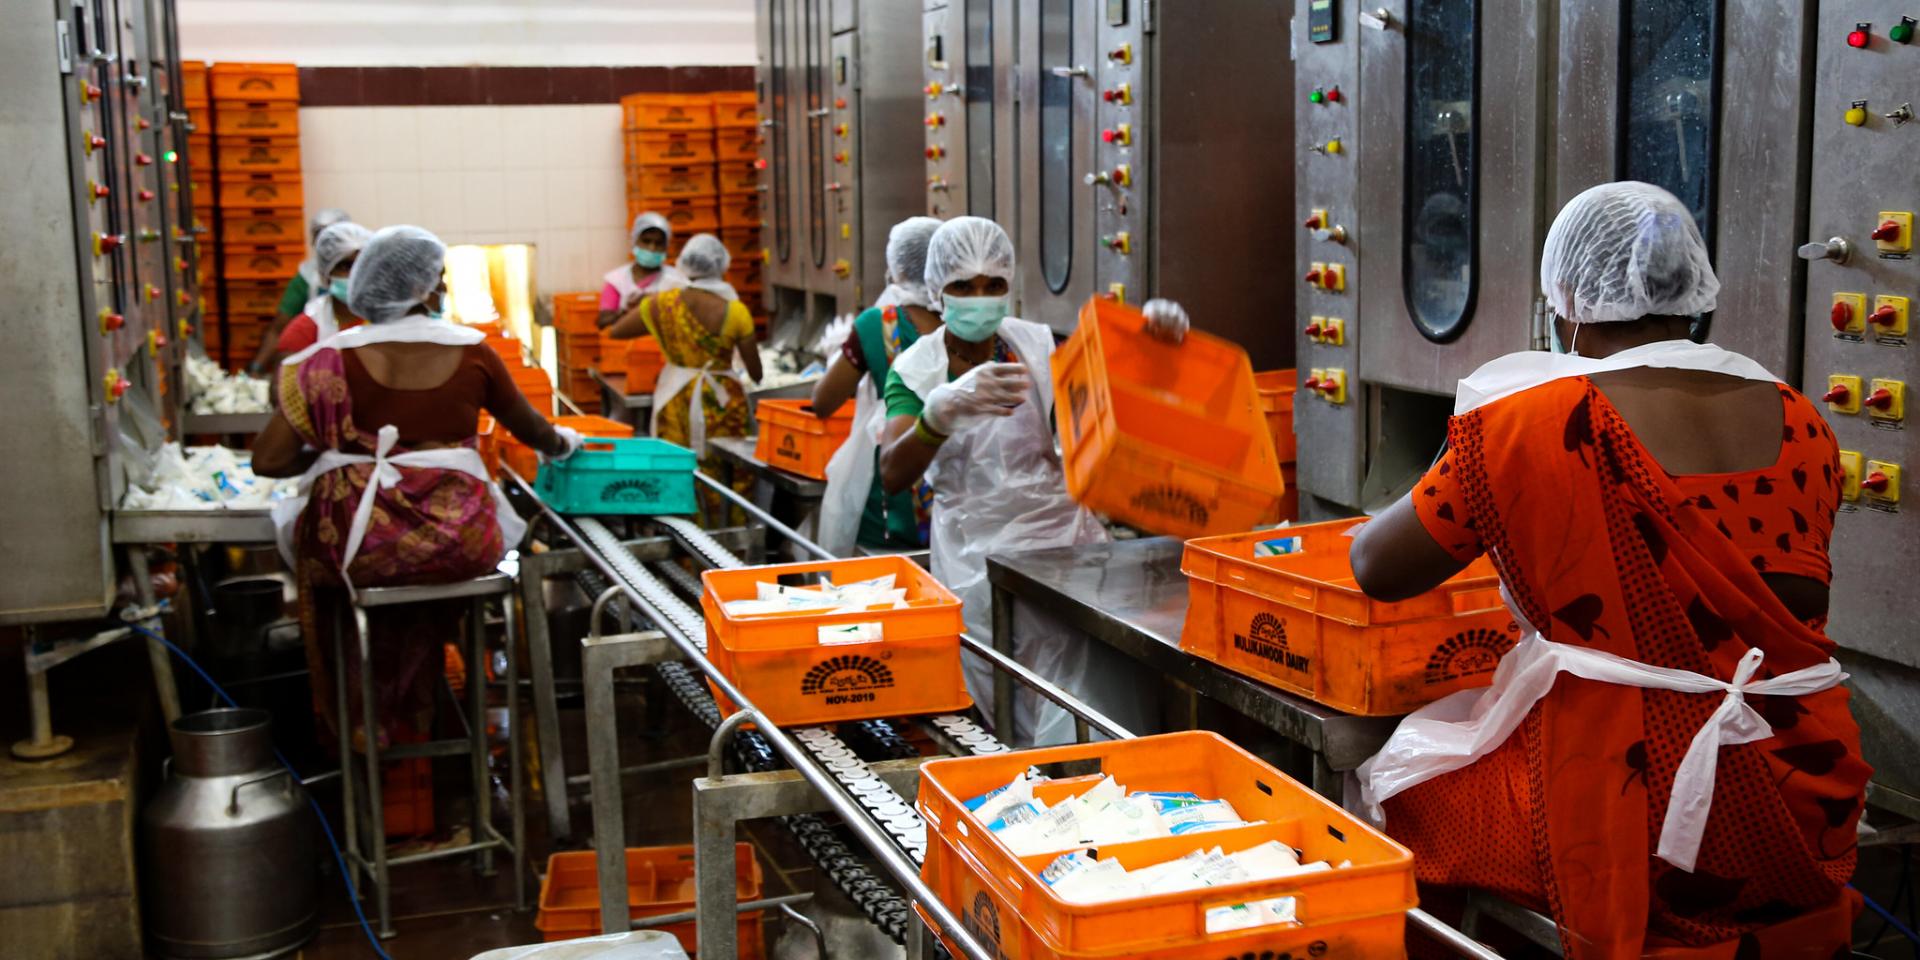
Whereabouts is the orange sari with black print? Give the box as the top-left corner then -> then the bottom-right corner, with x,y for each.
1397,377 -> 1869,959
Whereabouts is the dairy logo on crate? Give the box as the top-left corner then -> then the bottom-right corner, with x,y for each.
1129,484 -> 1212,528
1232,612 -> 1310,674
964,891 -> 1005,957
1068,380 -> 1090,443
600,477 -> 664,504
1423,626 -> 1517,685
1217,941 -> 1328,960
776,432 -> 801,463
798,654 -> 895,707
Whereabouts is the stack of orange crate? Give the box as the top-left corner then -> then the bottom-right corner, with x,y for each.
209,63 -> 304,370
621,90 -> 766,331
551,292 -> 603,414
181,62 -> 218,357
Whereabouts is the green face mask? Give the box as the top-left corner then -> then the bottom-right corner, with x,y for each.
329,278 -> 351,302
633,246 -> 666,269
941,294 -> 1010,342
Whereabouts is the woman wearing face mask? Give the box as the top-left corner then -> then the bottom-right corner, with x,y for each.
598,211 -> 688,331
812,216 -> 944,555
254,225 -> 582,748
877,217 -> 1155,744
270,221 -> 373,360
605,233 -> 762,523
1349,183 -> 1866,958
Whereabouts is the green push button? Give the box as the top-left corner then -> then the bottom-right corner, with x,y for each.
1891,17 -> 1915,43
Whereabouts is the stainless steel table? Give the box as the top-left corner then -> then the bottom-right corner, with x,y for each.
589,368 -> 654,432
111,508 -> 276,544
985,536 -> 1402,801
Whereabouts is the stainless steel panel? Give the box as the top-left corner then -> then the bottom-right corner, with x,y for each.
1800,3 -> 1920,672
1357,0 -> 1552,396
1553,0 -> 1620,207
1092,1 -> 1144,310
851,3 -> 926,307
760,0 -> 804,288
924,4 -> 964,215
829,31 -> 861,304
1294,0 -> 1367,509
831,0 -> 855,34
1014,0 -> 1095,333
0,0 -> 112,623
991,0 -> 1020,246
802,0 -> 833,291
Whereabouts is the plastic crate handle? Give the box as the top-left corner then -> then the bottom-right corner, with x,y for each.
1197,889 -> 1308,937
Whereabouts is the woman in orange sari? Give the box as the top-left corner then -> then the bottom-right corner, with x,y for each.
606,232 -> 761,523
1352,183 -> 1868,959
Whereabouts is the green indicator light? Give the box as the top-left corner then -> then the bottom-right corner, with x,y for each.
1308,89 -> 1325,104
1892,18 -> 1915,43
164,150 -> 178,163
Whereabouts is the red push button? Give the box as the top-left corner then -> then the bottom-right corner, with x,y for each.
1304,321 -> 1324,338
1302,374 -> 1323,391
134,152 -> 153,166
1832,301 -> 1854,331
924,145 -> 944,159
95,232 -> 124,255
137,189 -> 155,202
1848,25 -> 1871,48
81,82 -> 102,103
1304,268 -> 1323,287
1822,383 -> 1853,404
834,97 -> 847,110
1863,470 -> 1890,493
1303,212 -> 1324,229
85,133 -> 107,154
100,310 -> 125,332
924,113 -> 944,127
1325,85 -> 1343,103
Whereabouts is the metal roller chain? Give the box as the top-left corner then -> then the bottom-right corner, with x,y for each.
792,726 -> 930,865
652,515 -> 744,570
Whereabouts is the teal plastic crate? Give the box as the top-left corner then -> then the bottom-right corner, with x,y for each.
534,437 -> 698,515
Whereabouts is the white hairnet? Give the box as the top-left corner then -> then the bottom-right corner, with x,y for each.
882,217 -> 943,309
923,216 -> 1014,309
348,225 -> 447,324
630,210 -> 672,246
677,233 -> 730,280
310,207 -> 351,240
314,222 -> 373,281
1540,181 -> 1718,324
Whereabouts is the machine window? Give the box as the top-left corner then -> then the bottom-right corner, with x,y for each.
1039,0 -> 1074,294
1403,0 -> 1479,343
1620,0 -> 1721,246
965,0 -> 995,219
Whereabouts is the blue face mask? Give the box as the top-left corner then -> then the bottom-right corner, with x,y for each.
633,246 -> 666,269
329,278 -> 350,302
942,294 -> 1010,343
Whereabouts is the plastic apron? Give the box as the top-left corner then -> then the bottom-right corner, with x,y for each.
270,319 -> 529,590
817,292 -> 921,556
302,293 -> 339,341
1357,340 -> 1843,872
893,317 -> 1108,744
648,281 -> 744,454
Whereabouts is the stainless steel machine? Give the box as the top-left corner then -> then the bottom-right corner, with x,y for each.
920,0 -> 1005,221
757,0 -> 925,330
1,0 -> 199,625
1796,4 -> 1920,801
991,0 -> 1294,358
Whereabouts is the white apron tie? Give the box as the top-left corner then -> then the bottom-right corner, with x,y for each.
650,363 -> 739,455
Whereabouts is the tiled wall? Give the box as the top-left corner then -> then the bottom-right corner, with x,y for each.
298,105 -> 630,296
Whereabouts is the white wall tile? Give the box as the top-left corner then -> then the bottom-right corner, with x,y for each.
371,170 -> 425,226
502,173 -> 549,233
452,107 -> 505,172
461,169 -> 509,233
368,108 -> 422,173
412,109 -> 464,173
417,170 -> 467,235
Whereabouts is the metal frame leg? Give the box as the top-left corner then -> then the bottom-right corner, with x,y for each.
584,633 -> 631,935
991,584 -> 1015,739
503,588 -> 527,911
353,604 -> 396,939
692,783 -> 742,960
332,609 -> 360,903
469,597 -> 496,878
519,550 -> 574,843
127,548 -> 182,724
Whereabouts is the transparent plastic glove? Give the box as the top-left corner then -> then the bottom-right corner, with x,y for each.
542,426 -> 584,464
1142,298 -> 1190,343
923,361 -> 1030,435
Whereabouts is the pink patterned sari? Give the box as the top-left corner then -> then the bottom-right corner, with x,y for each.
278,345 -> 506,743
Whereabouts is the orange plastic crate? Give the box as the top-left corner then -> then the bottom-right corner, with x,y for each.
717,161 -> 762,196
499,414 -> 631,481
223,245 -> 305,280
626,130 -> 719,167
551,291 -> 602,334
917,732 -> 1415,960
216,173 -> 304,210
726,260 -> 763,293
625,336 -> 664,392
1253,369 -> 1298,464
699,555 -> 971,726
718,227 -> 763,261
598,332 -> 630,375
216,137 -> 301,174
536,844 -> 765,956
1180,518 -> 1519,716
629,163 -> 719,200
621,93 -> 714,132
1052,297 -> 1285,539
644,198 -> 720,235
187,105 -> 211,134
717,195 -> 763,228
753,398 -> 851,481
212,101 -> 299,138
1278,463 -> 1299,522
222,281 -> 283,316
210,62 -> 300,101
220,210 -> 305,246
715,128 -> 763,162
711,91 -> 760,128
555,332 -> 601,369
180,61 -> 210,105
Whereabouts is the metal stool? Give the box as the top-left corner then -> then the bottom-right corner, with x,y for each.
332,571 -> 526,938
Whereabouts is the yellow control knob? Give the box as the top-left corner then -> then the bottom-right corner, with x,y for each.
1845,102 -> 1869,127
1324,138 -> 1343,155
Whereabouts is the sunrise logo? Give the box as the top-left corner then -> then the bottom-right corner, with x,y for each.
1423,626 -> 1516,685
1233,611 -> 1310,673
601,477 -> 663,504
798,654 -> 895,706
1129,485 -> 1210,528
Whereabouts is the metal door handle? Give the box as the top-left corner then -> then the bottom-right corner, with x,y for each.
807,108 -> 831,118
227,769 -> 292,815
1796,237 -> 1852,265
1360,7 -> 1394,30
1050,65 -> 1090,79
759,118 -> 778,128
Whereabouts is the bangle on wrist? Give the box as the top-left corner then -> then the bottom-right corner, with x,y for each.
914,416 -> 948,447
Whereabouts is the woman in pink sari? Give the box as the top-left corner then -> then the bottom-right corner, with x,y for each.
255,225 -> 580,746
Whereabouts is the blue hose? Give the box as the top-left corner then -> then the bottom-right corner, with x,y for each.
130,621 -> 395,960
1853,882 -> 1920,949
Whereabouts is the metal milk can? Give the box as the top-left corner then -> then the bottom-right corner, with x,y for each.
141,708 -> 317,959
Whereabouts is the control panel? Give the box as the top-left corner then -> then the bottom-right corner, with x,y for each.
828,33 -> 860,304
1092,11 -> 1143,307
1799,4 -> 1920,796
922,2 -> 968,217
1293,0 -> 1365,512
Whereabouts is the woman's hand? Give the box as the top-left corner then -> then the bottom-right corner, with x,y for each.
1143,299 -> 1190,344
923,362 -> 1029,434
